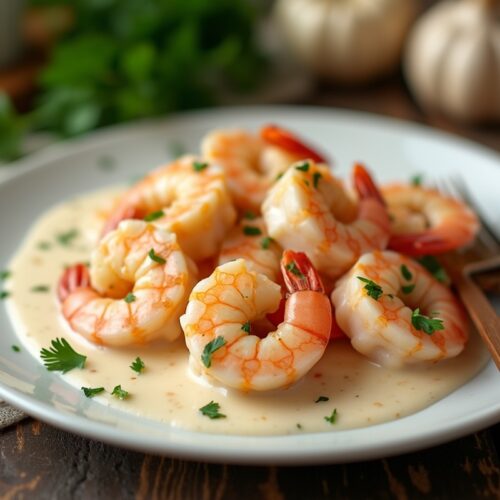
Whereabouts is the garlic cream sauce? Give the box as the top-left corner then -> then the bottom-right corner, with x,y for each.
5,189 -> 490,435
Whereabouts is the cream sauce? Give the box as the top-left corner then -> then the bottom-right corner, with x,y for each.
5,189 -> 490,436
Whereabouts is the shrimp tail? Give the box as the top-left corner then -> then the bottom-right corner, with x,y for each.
281,250 -> 325,293
260,124 -> 329,164
58,263 -> 91,302
101,204 -> 141,237
389,231 -> 450,256
352,163 -> 386,206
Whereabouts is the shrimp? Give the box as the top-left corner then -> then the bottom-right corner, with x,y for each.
58,220 -> 197,346
218,216 -> 282,282
331,250 -> 468,367
180,250 -> 332,391
102,155 -> 236,261
201,124 -> 330,212
382,184 -> 479,255
263,161 -> 390,279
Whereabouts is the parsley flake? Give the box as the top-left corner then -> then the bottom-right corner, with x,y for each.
313,172 -> 322,188
148,248 -> 166,265
324,408 -> 338,424
401,284 -> 416,294
260,236 -> 274,250
193,161 -> 208,172
31,285 -> 49,293
296,423 -> 303,430
401,264 -> 413,281
81,386 -> 105,398
201,336 -> 226,368
417,256 -> 449,284
56,229 -> 78,246
357,276 -> 383,300
275,172 -> 284,182
144,210 -> 164,222
0,291 -> 10,300
130,356 -> 145,374
411,174 -> 423,186
0,270 -> 10,280
411,308 -> 444,335
243,211 -> 257,220
243,226 -> 262,236
285,261 -> 304,278
295,161 -> 310,172
241,321 -> 251,334
37,241 -> 51,251
111,385 -> 129,400
199,400 -> 226,419
315,396 -> 329,403
40,338 -> 86,373
124,292 -> 136,303
11,345 -> 20,352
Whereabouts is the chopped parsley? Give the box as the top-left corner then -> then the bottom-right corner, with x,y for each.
296,423 -> 303,430
417,256 -> 449,284
199,400 -> 226,419
295,161 -> 310,172
11,345 -> 20,352
37,241 -> 51,250
243,211 -> 257,220
124,292 -> 136,303
81,386 -> 105,398
401,284 -> 416,294
285,261 -> 304,278
144,210 -> 164,222
275,172 -> 284,182
56,229 -> 78,246
401,264 -> 413,281
130,356 -> 145,374
243,225 -> 262,236
148,248 -> 166,265
313,172 -> 322,188
111,385 -> 129,400
31,285 -> 50,293
40,338 -> 86,373
324,408 -> 338,424
0,291 -> 10,300
0,270 -> 10,280
193,161 -> 208,172
315,396 -> 329,403
411,174 -> 423,186
201,336 -> 227,368
411,308 -> 444,335
241,321 -> 251,334
357,276 -> 383,300
260,236 -> 274,250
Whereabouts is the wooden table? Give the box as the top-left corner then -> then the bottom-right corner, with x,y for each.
1,76 -> 499,499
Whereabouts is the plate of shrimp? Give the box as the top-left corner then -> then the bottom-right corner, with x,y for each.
0,106 -> 499,465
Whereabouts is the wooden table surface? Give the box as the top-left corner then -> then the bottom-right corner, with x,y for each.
1,76 -> 499,500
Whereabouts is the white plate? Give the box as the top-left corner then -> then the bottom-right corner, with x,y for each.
0,106 -> 499,465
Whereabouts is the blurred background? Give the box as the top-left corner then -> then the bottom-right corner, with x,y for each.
0,0 -> 499,162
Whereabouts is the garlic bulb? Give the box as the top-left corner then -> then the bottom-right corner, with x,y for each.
274,0 -> 418,84
405,0 -> 500,123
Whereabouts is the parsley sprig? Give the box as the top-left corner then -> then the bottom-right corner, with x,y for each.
201,336 -> 227,368
285,261 -> 304,278
40,338 -> 86,373
148,248 -> 166,265
411,308 -> 444,335
144,210 -> 164,222
260,236 -> 274,250
130,356 -> 145,374
324,408 -> 338,424
295,161 -> 310,172
199,400 -> 226,419
124,292 -> 136,303
357,277 -> 383,300
417,256 -> 449,284
81,386 -> 105,398
243,226 -> 262,236
111,385 -> 129,400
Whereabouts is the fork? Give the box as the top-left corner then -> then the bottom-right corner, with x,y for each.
436,175 -> 500,369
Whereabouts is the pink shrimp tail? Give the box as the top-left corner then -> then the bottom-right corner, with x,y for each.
281,250 -> 325,293
58,263 -> 91,302
352,163 -> 386,205
389,231 -> 450,256
101,204 -> 140,237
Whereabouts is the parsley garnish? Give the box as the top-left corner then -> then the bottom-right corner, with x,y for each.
243,226 -> 262,236
401,284 -> 416,294
0,291 -> 10,300
201,336 -> 227,368
275,172 -> 284,182
285,261 -> 304,278
193,161 -> 208,172
260,236 -> 274,250
324,408 -> 338,424
315,396 -> 329,403
296,423 -> 303,430
56,229 -> 78,246
144,210 -> 164,222
243,211 -> 257,220
40,338 -> 86,373
11,345 -> 20,352
130,356 -> 145,374
357,276 -> 383,300
295,161 -> 310,172
241,322 -> 251,334
37,241 -> 51,250
81,386 -> 105,398
417,256 -> 449,284
401,264 -> 412,281
124,292 -> 136,303
148,248 -> 166,264
199,400 -> 226,419
411,174 -> 423,186
111,385 -> 129,400
313,172 -> 322,188
411,308 -> 444,335
0,270 -> 10,280
31,285 -> 50,293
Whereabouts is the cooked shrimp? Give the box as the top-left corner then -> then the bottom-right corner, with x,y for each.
201,124 -> 330,212
263,161 -> 390,279
180,250 -> 332,391
102,155 -> 236,261
218,216 -> 282,282
331,250 -> 468,367
58,220 -> 197,346
382,184 -> 479,255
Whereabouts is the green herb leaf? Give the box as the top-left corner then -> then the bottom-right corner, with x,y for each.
199,400 -> 226,419
40,338 -> 86,373
286,261 -> 304,278
81,386 -> 105,398
315,396 -> 329,403
144,210 -> 164,222
243,226 -> 262,236
37,241 -> 51,251
357,276 -> 383,300
313,172 -> 322,188
11,345 -> 20,352
130,356 -> 145,374
124,292 -> 136,303
0,291 -> 10,300
56,229 -> 78,246
401,264 -> 412,281
401,284 -> 416,294
241,321 -> 251,334
148,248 -> 166,264
0,270 -> 10,280
243,211 -> 257,220
193,161 -> 208,172
295,161 -> 310,172
31,285 -> 50,293
417,256 -> 449,284
324,408 -> 338,424
111,385 -> 129,400
201,336 -> 226,368
411,308 -> 444,335
296,423 -> 303,430
260,236 -> 274,250
411,174 -> 423,186
275,172 -> 284,182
